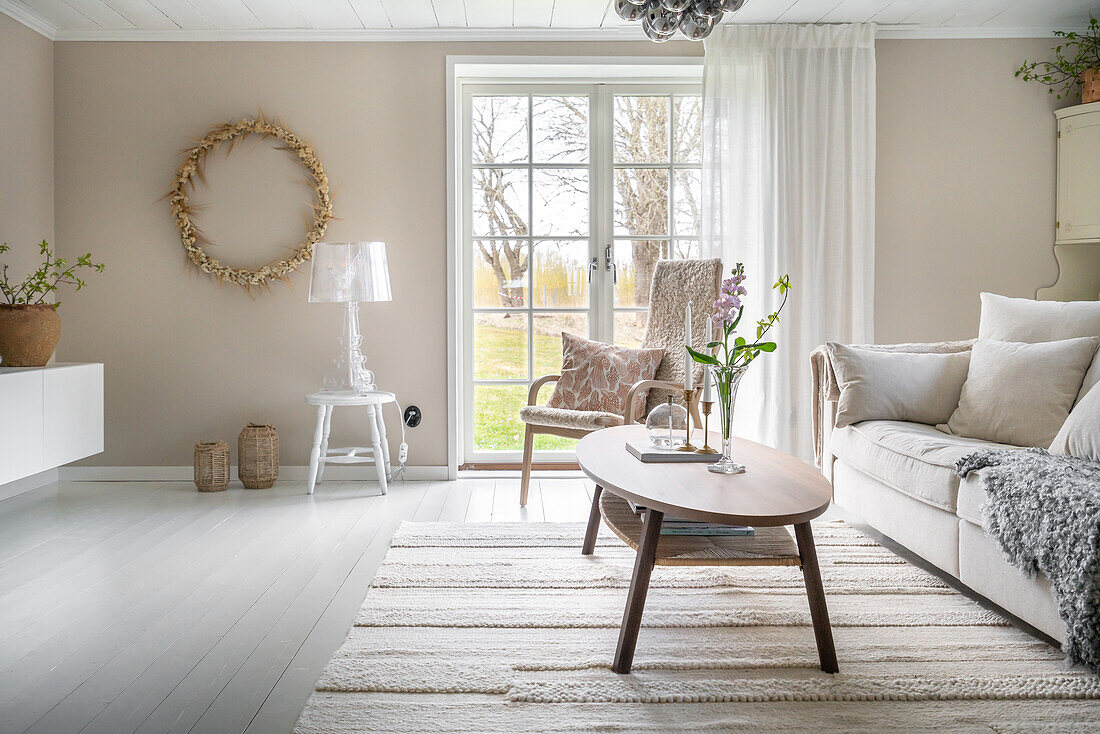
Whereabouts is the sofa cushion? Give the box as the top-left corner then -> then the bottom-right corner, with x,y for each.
831,420 -> 1020,512
826,343 -> 971,428
956,471 -> 989,526
943,336 -> 1098,447
1050,383 -> 1100,462
978,292 -> 1100,403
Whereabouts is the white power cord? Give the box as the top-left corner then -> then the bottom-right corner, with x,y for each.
388,395 -> 409,483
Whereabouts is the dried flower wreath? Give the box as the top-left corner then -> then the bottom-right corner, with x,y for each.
168,115 -> 333,289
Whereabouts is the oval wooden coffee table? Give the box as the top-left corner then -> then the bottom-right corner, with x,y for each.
576,424 -> 837,675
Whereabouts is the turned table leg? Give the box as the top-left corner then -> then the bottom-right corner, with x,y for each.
582,485 -> 603,555
613,508 -> 663,674
794,522 -> 839,674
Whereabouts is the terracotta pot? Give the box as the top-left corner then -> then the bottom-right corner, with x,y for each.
1082,69 -> 1100,104
0,304 -> 61,367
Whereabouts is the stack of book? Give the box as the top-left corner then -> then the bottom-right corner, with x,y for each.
627,500 -> 755,537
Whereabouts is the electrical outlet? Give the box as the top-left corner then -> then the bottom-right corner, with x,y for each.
403,405 -> 422,428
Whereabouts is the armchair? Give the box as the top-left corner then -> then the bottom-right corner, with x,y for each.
517,258 -> 723,506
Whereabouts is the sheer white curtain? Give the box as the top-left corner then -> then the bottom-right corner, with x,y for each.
701,23 -> 876,462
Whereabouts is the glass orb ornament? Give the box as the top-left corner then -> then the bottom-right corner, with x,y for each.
692,0 -> 726,18
719,0 -> 747,10
646,398 -> 690,448
614,0 -> 647,21
660,0 -> 692,10
679,8 -> 718,40
645,2 -> 681,34
642,14 -> 677,42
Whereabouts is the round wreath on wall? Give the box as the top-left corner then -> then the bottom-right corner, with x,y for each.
168,114 -> 333,289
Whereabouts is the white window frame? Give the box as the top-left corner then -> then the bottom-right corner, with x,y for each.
446,57 -> 703,476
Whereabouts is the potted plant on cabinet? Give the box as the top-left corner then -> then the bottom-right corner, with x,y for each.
1017,15 -> 1100,103
0,240 -> 105,367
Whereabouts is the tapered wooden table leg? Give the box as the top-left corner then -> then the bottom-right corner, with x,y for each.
612,508 -> 663,674
794,522 -> 838,674
581,485 -> 604,555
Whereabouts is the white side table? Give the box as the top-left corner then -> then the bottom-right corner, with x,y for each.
305,390 -> 396,495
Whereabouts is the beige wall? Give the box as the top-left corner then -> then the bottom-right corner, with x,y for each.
0,13 -> 53,285
52,40 -> 698,468
875,38 -> 1061,343
47,36 -> 1064,468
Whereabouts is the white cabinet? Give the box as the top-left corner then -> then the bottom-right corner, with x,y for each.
0,363 -> 103,487
1041,102 -> 1100,301
1056,101 -> 1100,244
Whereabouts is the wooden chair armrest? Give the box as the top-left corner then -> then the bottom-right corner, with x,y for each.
528,374 -> 562,405
624,380 -> 701,425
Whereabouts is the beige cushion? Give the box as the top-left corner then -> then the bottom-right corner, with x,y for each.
1049,383 -> 1100,462
978,292 -> 1100,402
547,333 -> 663,417
955,471 -> 989,526
826,343 -> 971,428
519,405 -> 624,431
831,420 -> 1017,512
944,337 -> 1099,447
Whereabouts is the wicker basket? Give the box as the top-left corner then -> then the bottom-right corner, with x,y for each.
194,441 -> 230,492
238,423 -> 279,489
1083,69 -> 1100,104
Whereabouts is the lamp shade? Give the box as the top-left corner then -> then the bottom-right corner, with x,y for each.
308,241 -> 391,303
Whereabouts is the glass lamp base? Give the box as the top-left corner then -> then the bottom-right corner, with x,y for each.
707,458 -> 747,475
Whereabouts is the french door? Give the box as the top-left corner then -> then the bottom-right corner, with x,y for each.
461,82 -> 702,463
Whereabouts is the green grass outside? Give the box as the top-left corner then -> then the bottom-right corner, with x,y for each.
473,324 -> 577,452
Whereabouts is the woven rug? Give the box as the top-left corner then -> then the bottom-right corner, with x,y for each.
295,521 -> 1100,733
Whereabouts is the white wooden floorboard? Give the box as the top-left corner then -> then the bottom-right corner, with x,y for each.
0,474 -> 591,734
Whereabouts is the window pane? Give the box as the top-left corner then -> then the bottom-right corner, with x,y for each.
471,96 -> 528,164
671,239 -> 701,259
614,311 -> 648,349
614,96 -> 669,164
473,385 -> 527,451
674,96 -> 702,163
472,240 -> 527,308
473,312 -> 528,380
472,168 -> 529,237
533,434 -> 578,451
533,312 -> 588,376
533,168 -> 588,236
533,240 -> 588,308
614,169 -> 668,237
614,240 -> 666,308
533,96 -> 589,163
673,168 -> 701,236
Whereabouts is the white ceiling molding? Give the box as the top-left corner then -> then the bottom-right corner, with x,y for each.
0,2 -> 1084,44
0,0 -> 56,40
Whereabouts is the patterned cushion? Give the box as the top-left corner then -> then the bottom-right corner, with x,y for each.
547,333 -> 664,417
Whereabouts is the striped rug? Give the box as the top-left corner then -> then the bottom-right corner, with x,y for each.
295,520 -> 1100,733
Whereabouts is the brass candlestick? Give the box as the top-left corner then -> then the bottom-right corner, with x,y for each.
695,400 -> 719,454
676,388 -> 698,452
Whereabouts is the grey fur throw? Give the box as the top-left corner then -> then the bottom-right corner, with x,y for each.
956,448 -> 1100,670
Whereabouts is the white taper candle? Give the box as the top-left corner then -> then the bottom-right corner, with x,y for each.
684,301 -> 693,390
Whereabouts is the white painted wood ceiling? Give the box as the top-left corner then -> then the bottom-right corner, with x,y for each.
2,0 -> 1097,40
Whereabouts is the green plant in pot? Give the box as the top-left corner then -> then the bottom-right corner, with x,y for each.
0,241 -> 105,367
1017,15 -> 1100,103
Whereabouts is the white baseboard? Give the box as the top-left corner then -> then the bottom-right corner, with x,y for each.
60,465 -> 449,483
0,469 -> 60,501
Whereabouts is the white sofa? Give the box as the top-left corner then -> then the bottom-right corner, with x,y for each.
813,295 -> 1100,643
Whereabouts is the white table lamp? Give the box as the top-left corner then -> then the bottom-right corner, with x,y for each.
309,241 -> 391,394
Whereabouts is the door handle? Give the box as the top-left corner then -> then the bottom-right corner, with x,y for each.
605,245 -> 617,284
587,257 -> 598,283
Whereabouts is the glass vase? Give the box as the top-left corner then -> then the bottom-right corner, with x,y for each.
709,365 -> 748,475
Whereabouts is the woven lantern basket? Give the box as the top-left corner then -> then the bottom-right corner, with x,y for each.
1083,69 -> 1100,104
194,441 -> 230,492
238,423 -> 279,489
